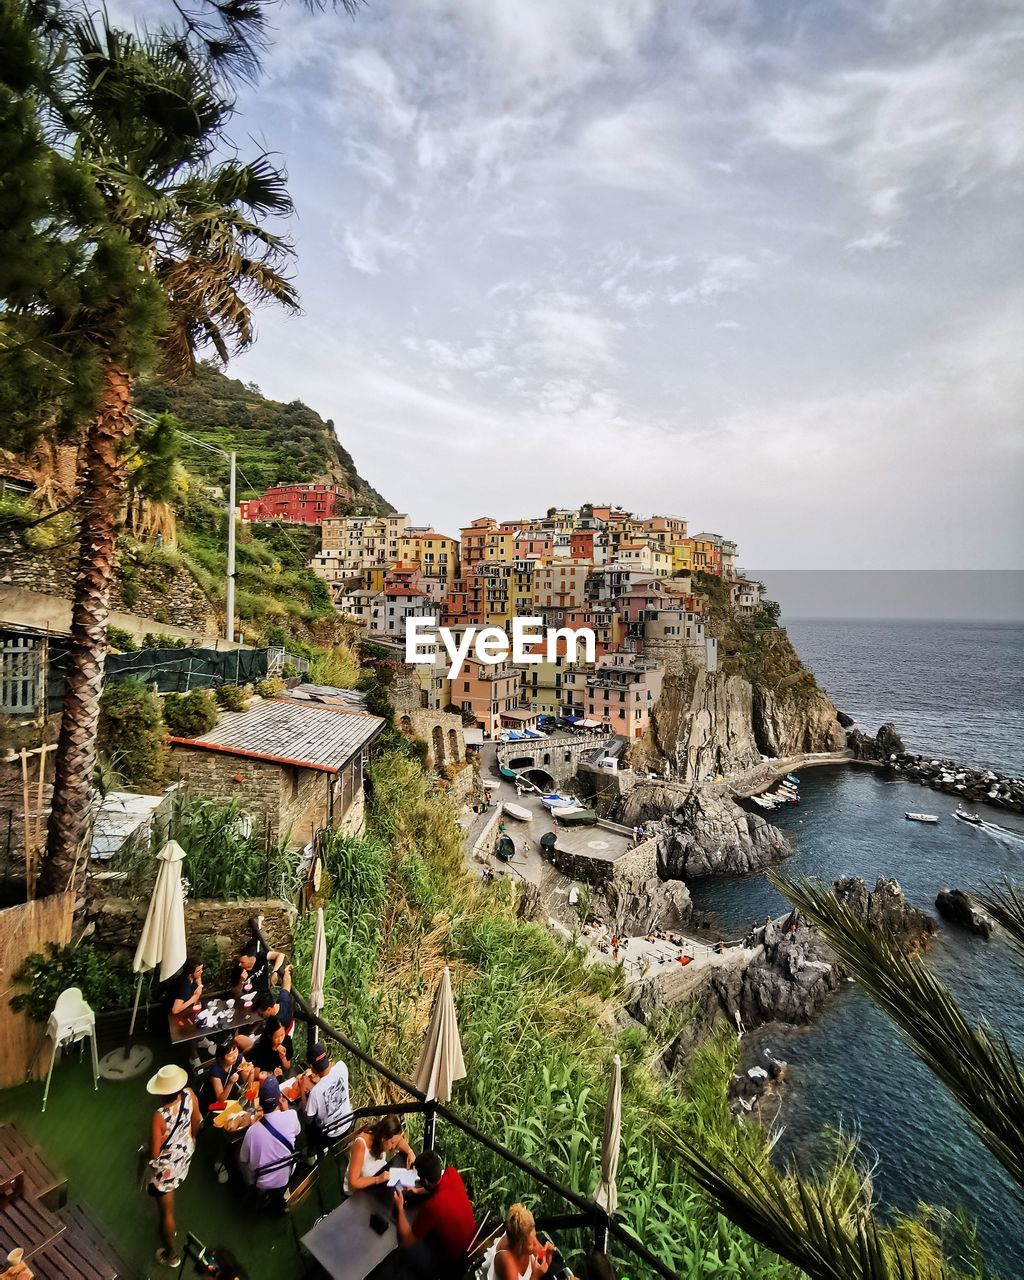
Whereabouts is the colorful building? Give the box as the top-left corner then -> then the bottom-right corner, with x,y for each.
239,482 -> 349,525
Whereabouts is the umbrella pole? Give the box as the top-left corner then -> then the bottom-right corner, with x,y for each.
125,973 -> 144,1055
423,1100 -> 437,1152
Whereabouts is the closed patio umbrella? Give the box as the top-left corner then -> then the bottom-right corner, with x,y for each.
129,839 -> 188,1035
309,907 -> 327,1018
413,967 -> 465,1104
102,840 -> 187,1080
593,1053 -> 622,1217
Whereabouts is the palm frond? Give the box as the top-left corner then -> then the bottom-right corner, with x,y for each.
663,1127 -> 944,1280
975,881 -> 1024,961
774,874 -> 1024,1194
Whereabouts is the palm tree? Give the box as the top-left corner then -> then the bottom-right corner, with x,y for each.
5,11 -> 298,895
666,875 -> 1024,1279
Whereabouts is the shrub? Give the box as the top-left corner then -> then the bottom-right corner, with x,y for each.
215,683 -> 251,711
255,676 -> 284,699
11,943 -> 135,1022
309,644 -> 360,689
22,511 -> 75,551
97,677 -> 168,789
106,625 -> 138,652
142,631 -> 190,649
281,662 -> 298,679
163,688 -> 219,737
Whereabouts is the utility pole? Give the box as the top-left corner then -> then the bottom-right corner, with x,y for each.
226,451 -> 237,643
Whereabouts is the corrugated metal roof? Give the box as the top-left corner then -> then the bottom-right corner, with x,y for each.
169,698 -> 384,772
289,683 -> 368,711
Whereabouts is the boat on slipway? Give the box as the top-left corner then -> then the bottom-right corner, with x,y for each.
503,802 -> 532,822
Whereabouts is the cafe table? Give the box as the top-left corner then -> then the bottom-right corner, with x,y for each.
168,991 -> 260,1046
301,1189 -> 419,1280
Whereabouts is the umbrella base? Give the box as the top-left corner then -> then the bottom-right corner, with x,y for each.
99,1044 -> 154,1080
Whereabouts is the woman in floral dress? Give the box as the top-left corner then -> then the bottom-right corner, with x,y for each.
147,1064 -> 201,1268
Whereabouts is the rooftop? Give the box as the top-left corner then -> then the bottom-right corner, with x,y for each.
168,697 -> 384,773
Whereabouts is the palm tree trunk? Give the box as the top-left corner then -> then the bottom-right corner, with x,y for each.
41,362 -> 133,898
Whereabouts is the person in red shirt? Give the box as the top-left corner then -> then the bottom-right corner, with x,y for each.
394,1150 -> 476,1277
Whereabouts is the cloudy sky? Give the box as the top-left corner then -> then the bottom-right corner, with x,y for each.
136,0 -> 1023,566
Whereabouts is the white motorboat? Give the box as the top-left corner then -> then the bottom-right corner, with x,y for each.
905,812 -> 939,824
953,806 -> 983,827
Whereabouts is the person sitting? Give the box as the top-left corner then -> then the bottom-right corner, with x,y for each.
483,1205 -> 555,1280
394,1150 -> 476,1278
246,1018 -> 293,1079
344,1115 -> 415,1194
238,1077 -> 301,1212
168,957 -> 203,1017
230,940 -> 283,1001
198,1040 -> 253,1118
301,1043 -> 353,1148
233,987 -> 289,1056
268,963 -> 295,1033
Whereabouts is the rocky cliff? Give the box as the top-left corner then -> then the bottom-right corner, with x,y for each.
628,875 -> 936,1068
645,626 -> 845,784
647,786 -> 789,879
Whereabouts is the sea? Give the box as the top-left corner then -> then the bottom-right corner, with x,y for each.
689,619 -> 1024,1275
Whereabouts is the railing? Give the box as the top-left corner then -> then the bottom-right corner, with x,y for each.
251,922 -> 679,1280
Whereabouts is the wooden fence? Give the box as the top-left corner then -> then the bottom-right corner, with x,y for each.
0,892 -> 74,1087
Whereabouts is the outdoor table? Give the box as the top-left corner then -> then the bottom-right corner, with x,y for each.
0,1192 -> 65,1260
300,1188 -> 419,1280
168,991 -> 260,1046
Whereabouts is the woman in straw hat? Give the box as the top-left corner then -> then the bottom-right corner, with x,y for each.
146,1064 -> 200,1269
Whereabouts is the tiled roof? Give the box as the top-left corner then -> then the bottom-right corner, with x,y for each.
169,698 -> 384,772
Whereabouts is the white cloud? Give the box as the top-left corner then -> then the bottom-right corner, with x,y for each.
845,229 -> 904,253
669,253 -> 766,305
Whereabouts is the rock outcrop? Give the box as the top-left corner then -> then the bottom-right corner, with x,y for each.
935,889 -> 994,939
653,786 -> 789,879
753,684 -> 846,758
634,876 -> 936,1068
848,721 -> 906,761
604,873 -> 692,936
679,672 -> 764,781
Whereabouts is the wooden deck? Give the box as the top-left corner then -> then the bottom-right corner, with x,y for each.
0,1123 -> 137,1279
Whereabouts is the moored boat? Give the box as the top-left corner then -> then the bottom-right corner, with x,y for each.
905,812 -> 939,824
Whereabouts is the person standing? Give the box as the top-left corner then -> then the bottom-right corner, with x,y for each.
146,1064 -> 201,1268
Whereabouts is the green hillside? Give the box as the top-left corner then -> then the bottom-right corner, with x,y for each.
136,361 -> 392,510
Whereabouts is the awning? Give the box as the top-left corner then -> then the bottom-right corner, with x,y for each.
580,719 -> 602,728
501,708 -> 538,722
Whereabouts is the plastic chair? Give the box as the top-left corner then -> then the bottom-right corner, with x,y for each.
42,987 -> 98,1113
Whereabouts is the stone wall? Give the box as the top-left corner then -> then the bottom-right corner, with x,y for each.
171,749 -> 287,837
550,833 -> 656,890
88,894 -> 296,977
496,735 -> 613,788
0,532 -> 216,634
278,764 -> 331,847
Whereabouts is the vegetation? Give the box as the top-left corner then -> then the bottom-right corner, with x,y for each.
105,625 -> 138,652
666,872 -> 1023,1280
162,688 -> 219,737
215,683 -> 251,711
291,750 -> 799,1280
137,361 -> 391,512
1,1 -> 299,891
96,677 -> 168,791
112,795 -> 297,902
254,676 -> 284,699
10,943 -> 134,1023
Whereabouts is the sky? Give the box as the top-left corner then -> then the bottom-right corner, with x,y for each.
125,0 -> 1022,568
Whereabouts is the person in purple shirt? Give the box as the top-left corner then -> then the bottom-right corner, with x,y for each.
239,1077 -> 301,1210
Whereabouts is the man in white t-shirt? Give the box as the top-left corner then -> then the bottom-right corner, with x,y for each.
302,1042 -> 353,1147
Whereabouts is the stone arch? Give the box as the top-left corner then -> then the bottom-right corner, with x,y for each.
542,752 -> 551,765
400,715 -> 412,736
518,766 -> 555,790
447,727 -> 460,762
508,756 -> 534,770
431,725 -> 445,767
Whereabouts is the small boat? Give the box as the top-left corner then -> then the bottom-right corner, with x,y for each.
554,807 -> 598,827
905,812 -> 939,824
785,774 -> 800,785
540,794 -> 573,809
495,834 -> 516,861
954,807 -> 984,826
503,802 -> 532,822
498,765 -> 519,780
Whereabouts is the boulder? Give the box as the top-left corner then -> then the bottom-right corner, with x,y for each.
654,786 -> 789,879
935,889 -> 993,940
832,875 -> 936,939
836,709 -> 855,729
876,722 -> 906,756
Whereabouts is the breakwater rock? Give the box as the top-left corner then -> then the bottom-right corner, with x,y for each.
848,722 -> 1023,813
652,786 -> 790,879
935,889 -> 994,939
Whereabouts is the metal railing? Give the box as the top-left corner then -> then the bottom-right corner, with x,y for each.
251,923 -> 679,1280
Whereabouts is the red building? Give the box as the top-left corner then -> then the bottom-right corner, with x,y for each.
239,483 -> 350,525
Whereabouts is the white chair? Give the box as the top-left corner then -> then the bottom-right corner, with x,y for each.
42,987 -> 99,1112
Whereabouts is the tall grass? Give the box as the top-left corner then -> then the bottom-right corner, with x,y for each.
291,751 -> 799,1280
109,795 -> 298,902
308,645 -> 361,689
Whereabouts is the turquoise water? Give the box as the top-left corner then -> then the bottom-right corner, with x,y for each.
689,627 -> 1024,1273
